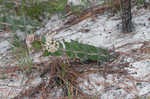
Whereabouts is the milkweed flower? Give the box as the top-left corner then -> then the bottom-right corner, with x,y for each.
44,36 -> 59,53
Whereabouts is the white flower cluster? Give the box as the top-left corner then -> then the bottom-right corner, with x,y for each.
44,36 -> 59,53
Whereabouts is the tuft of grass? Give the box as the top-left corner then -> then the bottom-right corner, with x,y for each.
0,16 -> 41,32
48,57 -> 81,97
18,0 -> 67,20
0,0 -> 68,32
11,34 -> 33,73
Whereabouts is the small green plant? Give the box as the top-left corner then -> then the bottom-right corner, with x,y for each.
11,35 -> 33,73
32,38 -> 114,62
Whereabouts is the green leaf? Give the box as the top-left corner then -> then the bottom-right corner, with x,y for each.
62,40 -> 113,62
66,50 -> 75,59
41,35 -> 46,44
52,49 -> 64,56
31,40 -> 42,50
42,50 -> 51,56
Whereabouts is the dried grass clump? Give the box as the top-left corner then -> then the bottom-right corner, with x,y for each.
48,56 -> 84,97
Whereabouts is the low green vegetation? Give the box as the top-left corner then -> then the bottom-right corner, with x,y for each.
0,0 -> 68,32
11,35 -> 33,73
34,40 -> 115,62
0,0 -> 69,72
1,0 -> 149,98
24,0 -> 67,20
0,0 -> 146,70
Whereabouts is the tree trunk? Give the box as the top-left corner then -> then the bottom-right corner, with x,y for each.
121,0 -> 133,33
